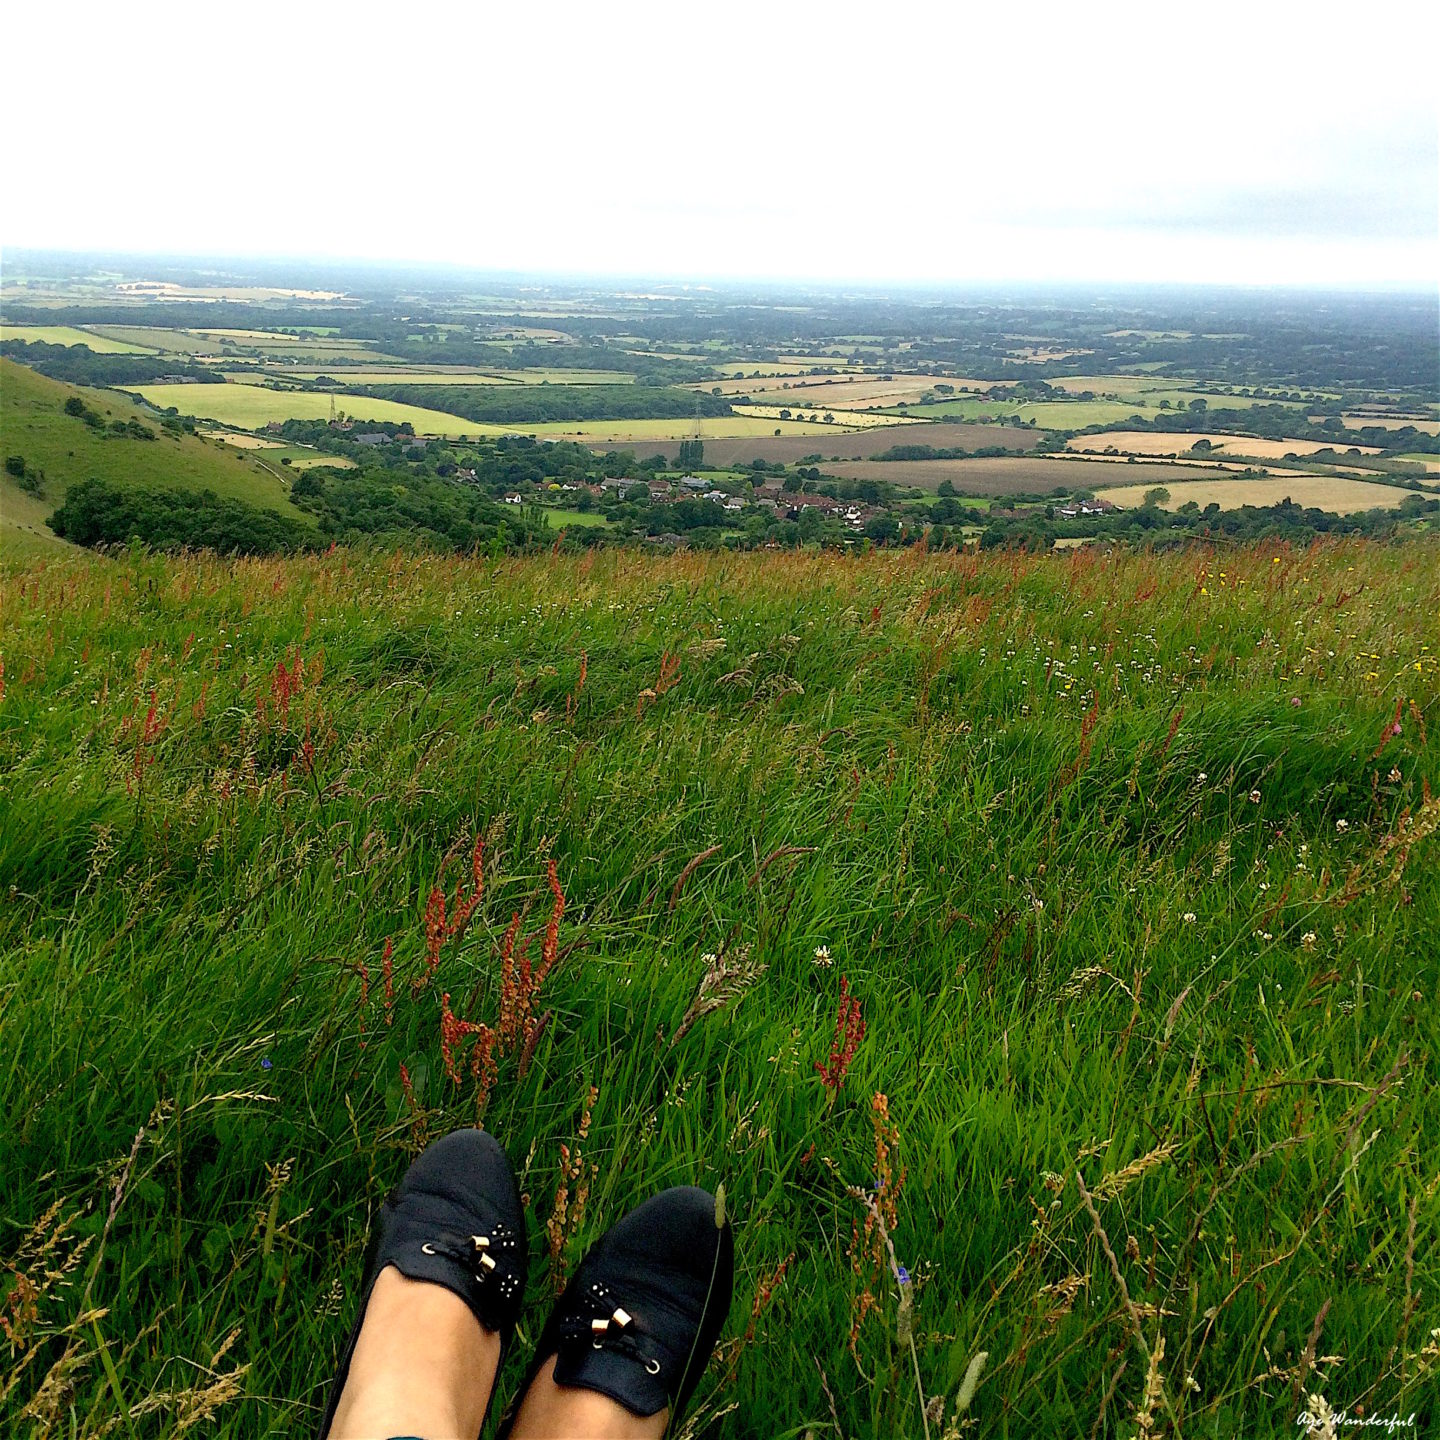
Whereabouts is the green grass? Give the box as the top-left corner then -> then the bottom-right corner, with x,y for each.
0,478 -> 75,556
542,507 -> 610,528
2,543 -> 1438,1437
0,359 -> 306,520
883,398 -> 1145,429
0,325 -> 157,354
127,383 -> 507,438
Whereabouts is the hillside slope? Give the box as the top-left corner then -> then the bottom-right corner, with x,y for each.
0,358 -> 308,532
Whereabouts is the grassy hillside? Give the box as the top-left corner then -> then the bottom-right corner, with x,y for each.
0,358 -> 307,537
2,543 -> 1437,1437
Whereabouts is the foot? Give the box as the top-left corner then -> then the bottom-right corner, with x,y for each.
318,1129 -> 529,1439
510,1186 -> 734,1435
508,1355 -> 667,1439
328,1266 -> 500,1439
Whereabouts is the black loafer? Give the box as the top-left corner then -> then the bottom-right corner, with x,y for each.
318,1128 -> 528,1439
519,1186 -> 734,1426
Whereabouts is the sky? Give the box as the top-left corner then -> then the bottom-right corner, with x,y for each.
6,0 -> 1438,290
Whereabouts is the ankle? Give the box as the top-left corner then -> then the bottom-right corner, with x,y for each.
508,1356 -> 668,1440
328,1268 -> 500,1440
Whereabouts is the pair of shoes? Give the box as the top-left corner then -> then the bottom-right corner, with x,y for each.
318,1129 -> 734,1439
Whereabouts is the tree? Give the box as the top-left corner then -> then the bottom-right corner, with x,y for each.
1142,487 -> 1171,507
937,479 -> 956,497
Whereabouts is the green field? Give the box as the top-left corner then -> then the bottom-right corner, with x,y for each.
2,543 -> 1436,1436
128,383 -> 507,437
882,397 -> 1145,428
1,324 -> 157,354
0,360 -> 305,540
542,506 -> 610,528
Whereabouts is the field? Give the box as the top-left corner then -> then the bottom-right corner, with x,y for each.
0,477 -> 73,555
881,397 -> 1147,429
736,404 -> 923,430
0,360 -> 305,528
542,506 -> 610,528
127,383 -> 504,437
589,422 -> 1047,467
514,415 -> 843,442
1342,415 -> 1440,435
1070,432 -> 1384,461
2,543 -> 1437,1437
701,376 -> 996,407
85,327 -> 392,364
825,455 -> 1242,496
1095,475 -> 1418,514
1,324 -> 157,354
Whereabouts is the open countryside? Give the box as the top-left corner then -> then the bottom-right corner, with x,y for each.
1095,474 -> 1415,513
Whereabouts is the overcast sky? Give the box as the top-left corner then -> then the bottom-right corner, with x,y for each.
6,0 -> 1437,289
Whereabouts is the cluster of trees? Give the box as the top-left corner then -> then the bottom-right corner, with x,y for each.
5,453 -> 44,496
60,393 -> 158,441
48,480 -> 309,554
287,468 -> 541,552
976,493 -> 1439,551
354,383 -> 731,427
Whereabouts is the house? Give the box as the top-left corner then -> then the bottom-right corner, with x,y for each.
647,480 -> 672,499
354,433 -> 390,447
503,493 -> 524,505
680,475 -> 710,492
723,497 -> 745,512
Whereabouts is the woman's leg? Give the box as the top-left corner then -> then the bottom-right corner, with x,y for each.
506,1356 -> 667,1440
327,1268 -> 501,1440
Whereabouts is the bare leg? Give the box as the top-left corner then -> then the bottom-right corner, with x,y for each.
328,1267 -> 500,1440
508,1356 -> 668,1440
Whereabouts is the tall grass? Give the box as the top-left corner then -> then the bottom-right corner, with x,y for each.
2,540 -> 1437,1436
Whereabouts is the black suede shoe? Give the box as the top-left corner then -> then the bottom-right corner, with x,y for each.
317,1128 -> 528,1439
518,1186 -> 734,1427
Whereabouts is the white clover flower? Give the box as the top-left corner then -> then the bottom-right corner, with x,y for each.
1249,789 -> 1262,803
1182,912 -> 1197,924
812,945 -> 833,967
1335,819 -> 1349,833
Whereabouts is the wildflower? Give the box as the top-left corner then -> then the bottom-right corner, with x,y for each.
816,976 -> 866,1092
1182,912 -> 1196,924
261,1057 -> 273,1071
896,1265 -> 910,1285
1290,696 -> 1302,707
1249,789 -> 1262,804
1388,767 -> 1402,783
813,945 -> 833,967
1301,932 -> 1317,949
1335,819 -> 1349,833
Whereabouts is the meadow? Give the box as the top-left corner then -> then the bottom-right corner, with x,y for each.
0,326 -> 156,355
0,361 -> 304,527
880,399 -> 1147,429
127,384 -> 503,438
2,541 -> 1437,1438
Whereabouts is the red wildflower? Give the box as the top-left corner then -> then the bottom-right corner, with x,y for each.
816,975 -> 866,1092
